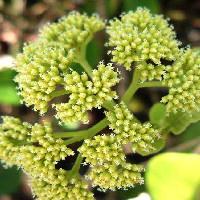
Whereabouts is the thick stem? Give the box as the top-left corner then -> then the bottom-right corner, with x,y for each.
67,154 -> 83,178
60,118 -> 108,144
64,136 -> 84,145
103,99 -> 116,110
54,130 -> 87,138
79,58 -> 93,78
139,81 -> 167,88
76,37 -> 93,78
50,89 -> 68,99
122,68 -> 140,104
87,118 -> 108,138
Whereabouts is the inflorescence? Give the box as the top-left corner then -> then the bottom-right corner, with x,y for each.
0,8 -> 199,200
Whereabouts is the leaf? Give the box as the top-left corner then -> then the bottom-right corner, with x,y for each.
0,164 -> 22,195
105,0 -> 120,17
146,153 -> 200,200
165,111 -> 200,135
149,103 -> 200,135
123,0 -> 160,13
0,69 -> 20,105
149,103 -> 166,127
136,135 -> 167,156
179,121 -> 200,143
117,184 -> 145,200
86,39 -> 102,67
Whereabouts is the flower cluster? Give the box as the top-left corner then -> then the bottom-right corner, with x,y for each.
30,176 -> 94,200
79,135 -> 125,166
54,63 -> 119,124
106,8 -> 180,70
137,61 -> 166,83
15,12 -> 105,114
79,134 -> 144,191
161,49 -> 200,113
1,8 -> 200,200
87,161 -> 144,191
106,102 -> 160,153
0,117 -> 93,199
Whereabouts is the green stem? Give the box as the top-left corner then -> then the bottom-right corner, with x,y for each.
54,130 -> 87,138
76,39 -> 93,78
50,89 -> 68,99
64,136 -> 84,145
67,154 -> 83,178
139,81 -> 167,88
61,118 -> 108,145
79,58 -> 93,78
8,138 -> 31,146
122,69 -> 140,104
87,118 -> 108,138
103,99 -> 116,110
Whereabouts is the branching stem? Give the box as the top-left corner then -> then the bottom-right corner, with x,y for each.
50,89 -> 68,99
67,154 -> 83,178
79,58 -> 93,78
139,81 -> 167,88
122,68 -> 140,104
55,118 -> 108,144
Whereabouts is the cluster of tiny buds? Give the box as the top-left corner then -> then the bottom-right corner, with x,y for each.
79,134 -> 145,190
106,8 -> 180,70
161,49 -> 200,113
15,11 -> 105,115
105,102 -> 160,153
0,117 -> 94,200
54,62 -> 120,124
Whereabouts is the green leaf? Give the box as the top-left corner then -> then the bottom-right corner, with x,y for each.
149,103 -> 200,135
0,164 -> 22,195
149,103 -> 166,127
0,69 -> 20,105
105,0 -> 120,17
86,39 -> 102,67
165,111 -> 200,135
123,0 -> 160,13
146,153 -> 200,200
117,184 -> 145,200
179,121 -> 200,143
136,135 -> 167,156
0,83 -> 20,105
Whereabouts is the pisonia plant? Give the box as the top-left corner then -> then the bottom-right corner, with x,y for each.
0,8 -> 200,200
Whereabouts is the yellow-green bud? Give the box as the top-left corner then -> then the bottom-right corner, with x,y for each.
106,102 -> 160,153
54,62 -> 120,124
161,49 -> 200,113
106,8 -> 180,70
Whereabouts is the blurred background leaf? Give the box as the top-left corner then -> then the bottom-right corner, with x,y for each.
0,164 -> 21,195
117,184 -> 146,200
146,153 -> 200,200
0,69 -> 20,105
123,0 -> 160,13
179,121 -> 200,143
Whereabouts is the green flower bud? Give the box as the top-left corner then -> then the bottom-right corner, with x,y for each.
79,134 -> 125,166
40,12 -> 105,47
54,62 -> 120,124
106,102 -> 160,153
0,117 -> 74,184
87,161 -> 144,191
15,12 -> 105,114
106,8 -> 180,70
31,174 -> 94,200
161,49 -> 200,113
137,61 -> 166,83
